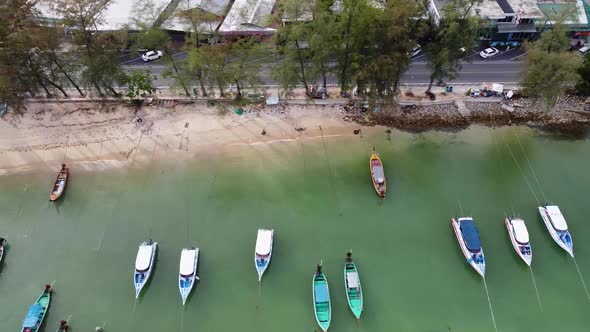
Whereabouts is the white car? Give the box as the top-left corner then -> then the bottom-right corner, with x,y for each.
479,47 -> 499,59
411,45 -> 421,57
141,50 -> 163,62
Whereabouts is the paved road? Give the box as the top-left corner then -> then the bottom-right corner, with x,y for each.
128,59 -> 525,88
124,44 -> 526,87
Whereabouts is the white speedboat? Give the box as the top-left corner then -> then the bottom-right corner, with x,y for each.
451,217 -> 485,278
505,217 -> 532,266
134,240 -> 157,298
255,229 -> 274,281
538,205 -> 573,257
178,247 -> 200,305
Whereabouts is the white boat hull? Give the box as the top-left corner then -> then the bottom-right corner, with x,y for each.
504,218 -> 532,266
179,248 -> 199,305
451,218 -> 485,278
255,229 -> 274,281
538,207 -> 574,257
134,242 -> 157,298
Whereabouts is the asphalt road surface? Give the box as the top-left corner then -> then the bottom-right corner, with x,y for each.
123,47 -> 526,87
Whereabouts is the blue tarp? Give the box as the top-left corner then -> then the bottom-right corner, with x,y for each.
22,304 -> 43,328
460,220 -> 482,252
315,284 -> 329,303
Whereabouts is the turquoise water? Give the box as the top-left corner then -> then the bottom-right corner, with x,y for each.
1,126 -> 590,331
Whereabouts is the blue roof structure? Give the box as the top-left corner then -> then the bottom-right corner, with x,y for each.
22,304 -> 43,328
315,284 -> 329,303
460,219 -> 482,253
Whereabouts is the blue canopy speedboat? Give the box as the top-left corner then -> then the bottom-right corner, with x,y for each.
538,205 -> 573,257
451,217 -> 486,278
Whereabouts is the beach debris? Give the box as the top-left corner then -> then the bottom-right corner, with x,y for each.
185,122 -> 189,128
501,104 -> 515,113
386,129 -> 392,134
353,129 -> 360,135
233,108 -> 244,115
295,127 -> 306,132
136,118 -> 142,123
261,129 -> 267,136
266,96 -> 279,106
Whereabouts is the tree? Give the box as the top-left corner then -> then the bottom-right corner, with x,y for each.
176,0 -> 221,97
522,22 -> 581,110
423,0 -> 481,94
334,0 -> 378,95
272,0 -> 317,96
134,27 -> 191,96
190,44 -> 230,97
308,0 -> 338,90
575,54 -> 590,96
121,70 -> 157,100
355,0 -> 423,96
51,0 -> 127,97
225,38 -> 270,99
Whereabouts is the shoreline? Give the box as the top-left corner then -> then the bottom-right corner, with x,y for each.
0,101 -> 363,175
1,96 -> 589,175
345,95 -> 590,137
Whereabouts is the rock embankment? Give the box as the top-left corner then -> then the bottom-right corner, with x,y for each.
343,96 -> 590,136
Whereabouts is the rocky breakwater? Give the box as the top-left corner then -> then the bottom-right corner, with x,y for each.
343,96 -> 590,136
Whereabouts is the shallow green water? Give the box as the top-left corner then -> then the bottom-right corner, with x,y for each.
1,126 -> 590,332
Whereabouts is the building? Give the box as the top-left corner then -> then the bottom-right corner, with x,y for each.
218,0 -> 279,34
429,0 -> 590,44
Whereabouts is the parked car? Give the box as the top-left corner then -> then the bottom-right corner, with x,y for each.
579,46 -> 590,55
411,44 -> 421,57
141,50 -> 164,62
479,47 -> 499,59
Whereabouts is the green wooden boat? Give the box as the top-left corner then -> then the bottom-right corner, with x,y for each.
344,251 -> 363,320
21,284 -> 52,332
313,262 -> 331,332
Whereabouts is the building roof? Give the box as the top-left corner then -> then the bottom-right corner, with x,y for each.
219,0 -> 277,33
431,0 -> 542,19
538,0 -> 588,25
161,0 -> 230,32
36,0 -> 177,30
507,0 -> 544,18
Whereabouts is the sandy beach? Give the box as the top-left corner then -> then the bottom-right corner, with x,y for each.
0,101 -> 363,175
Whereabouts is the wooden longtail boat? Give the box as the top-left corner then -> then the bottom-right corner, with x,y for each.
56,319 -> 70,332
344,251 -> 363,320
0,237 -> 6,263
49,164 -> 69,202
369,148 -> 386,197
313,262 -> 331,332
21,284 -> 52,332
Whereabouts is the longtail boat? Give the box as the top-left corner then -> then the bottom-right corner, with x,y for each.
369,148 -> 386,197
0,237 -> 6,263
49,164 -> 69,202
312,262 -> 331,332
21,284 -> 52,332
56,319 -> 70,331
344,251 -> 363,320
